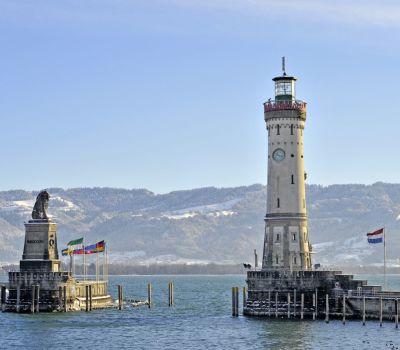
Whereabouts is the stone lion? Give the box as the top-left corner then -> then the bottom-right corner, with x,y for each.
32,190 -> 50,220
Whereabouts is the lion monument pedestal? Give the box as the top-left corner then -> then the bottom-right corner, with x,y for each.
5,191 -> 71,312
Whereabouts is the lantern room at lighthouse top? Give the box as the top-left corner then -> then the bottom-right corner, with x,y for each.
273,57 -> 296,101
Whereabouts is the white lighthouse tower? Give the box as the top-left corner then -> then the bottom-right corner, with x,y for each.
262,58 -> 312,271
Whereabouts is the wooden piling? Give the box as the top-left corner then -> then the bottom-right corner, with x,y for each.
58,286 -> 63,311
243,286 -> 247,308
300,293 -> 304,320
232,287 -> 235,317
16,286 -> 20,313
171,282 -> 174,306
380,297 -> 383,327
148,283 -> 152,308
0,285 -> 6,308
293,289 -> 297,317
362,296 -> 366,326
36,285 -> 40,313
325,294 -> 329,323
31,285 -> 35,314
168,282 -> 174,306
85,285 -> 89,312
312,293 -> 316,320
287,293 -> 291,319
315,288 -> 318,316
275,292 -> 278,318
395,299 -> 399,329
89,285 -> 93,311
63,286 -> 67,312
235,287 -> 239,317
268,290 -> 271,317
118,285 -> 123,310
342,294 -> 346,325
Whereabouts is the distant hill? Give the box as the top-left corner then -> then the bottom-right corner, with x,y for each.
1,183 -> 400,268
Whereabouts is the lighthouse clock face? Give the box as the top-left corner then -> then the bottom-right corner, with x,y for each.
272,148 -> 285,162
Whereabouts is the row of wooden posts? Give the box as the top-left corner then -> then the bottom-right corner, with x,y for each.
116,282 -> 174,310
232,287 -> 400,327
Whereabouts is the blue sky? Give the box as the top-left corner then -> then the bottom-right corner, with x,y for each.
1,0 -> 400,193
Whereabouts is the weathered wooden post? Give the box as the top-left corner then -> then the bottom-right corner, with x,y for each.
35,285 -> 40,313
235,287 -> 239,317
287,293 -> 291,319
85,285 -> 89,312
89,285 -> 93,311
16,285 -> 21,313
63,286 -> 67,312
362,296 -> 366,326
231,287 -> 235,317
300,293 -> 304,320
31,285 -> 35,314
315,288 -> 318,317
117,285 -> 123,310
275,292 -> 278,318
325,294 -> 329,323
380,297 -> 383,327
58,286 -> 63,311
148,283 -> 152,308
1,285 -> 6,309
171,282 -> 174,306
342,294 -> 346,325
293,289 -> 297,317
268,290 -> 271,317
168,282 -> 174,306
312,293 -> 316,320
395,299 -> 399,329
243,286 -> 247,308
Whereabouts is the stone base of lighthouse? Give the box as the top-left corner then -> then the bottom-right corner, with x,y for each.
244,269 -> 400,320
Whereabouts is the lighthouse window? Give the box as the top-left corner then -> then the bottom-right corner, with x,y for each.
276,233 -> 280,242
275,81 -> 292,96
291,175 -> 294,184
276,125 -> 280,135
290,124 -> 294,135
277,198 -> 280,208
276,256 -> 279,264
292,233 -> 296,241
294,256 -> 297,264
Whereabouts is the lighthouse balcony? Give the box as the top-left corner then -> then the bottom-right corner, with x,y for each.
264,99 -> 307,117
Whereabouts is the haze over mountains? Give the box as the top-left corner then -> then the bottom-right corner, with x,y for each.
1,183 -> 400,268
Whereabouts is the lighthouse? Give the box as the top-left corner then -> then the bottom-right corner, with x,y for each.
262,58 -> 312,271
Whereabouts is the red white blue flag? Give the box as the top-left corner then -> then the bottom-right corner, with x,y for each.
367,228 -> 384,244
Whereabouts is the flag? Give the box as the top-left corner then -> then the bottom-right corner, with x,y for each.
367,228 -> 384,244
67,237 -> 83,247
84,240 -> 106,254
96,240 -> 105,253
61,248 -> 69,256
85,243 -> 97,254
67,237 -> 84,254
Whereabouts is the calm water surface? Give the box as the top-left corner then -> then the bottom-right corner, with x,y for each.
1,274 -> 400,349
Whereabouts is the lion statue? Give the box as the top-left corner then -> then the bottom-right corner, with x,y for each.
32,190 -> 50,220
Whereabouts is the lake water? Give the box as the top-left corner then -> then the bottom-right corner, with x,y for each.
1,274 -> 400,349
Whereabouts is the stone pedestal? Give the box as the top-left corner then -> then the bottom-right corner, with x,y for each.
20,220 -> 60,272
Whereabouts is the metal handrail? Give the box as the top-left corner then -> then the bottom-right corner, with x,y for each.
264,99 -> 307,113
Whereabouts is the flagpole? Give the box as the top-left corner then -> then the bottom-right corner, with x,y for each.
384,227 -> 387,290
83,237 -> 86,282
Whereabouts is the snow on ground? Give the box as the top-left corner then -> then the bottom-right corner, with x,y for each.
162,212 -> 198,220
51,196 -> 80,211
171,198 -> 241,215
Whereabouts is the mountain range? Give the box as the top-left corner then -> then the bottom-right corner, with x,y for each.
1,183 -> 400,268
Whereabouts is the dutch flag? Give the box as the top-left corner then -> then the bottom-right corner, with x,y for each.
367,228 -> 384,244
